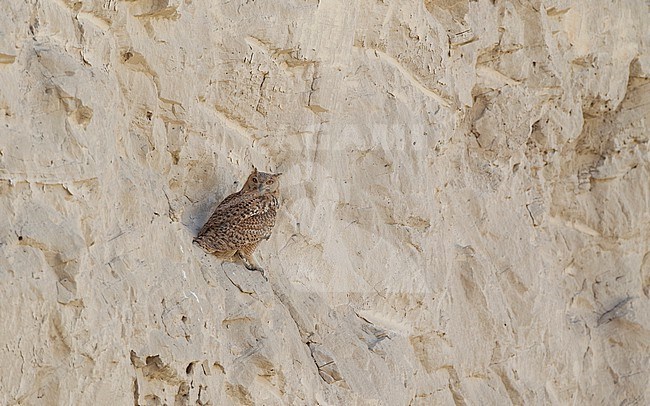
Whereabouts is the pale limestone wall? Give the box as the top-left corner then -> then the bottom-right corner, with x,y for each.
1,0 -> 649,404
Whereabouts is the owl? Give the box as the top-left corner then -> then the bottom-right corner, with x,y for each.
194,168 -> 281,279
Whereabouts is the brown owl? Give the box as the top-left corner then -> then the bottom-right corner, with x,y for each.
194,168 -> 281,279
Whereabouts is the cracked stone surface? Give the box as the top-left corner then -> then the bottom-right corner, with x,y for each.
1,0 -> 649,404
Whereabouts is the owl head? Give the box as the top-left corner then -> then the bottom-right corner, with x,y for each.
242,167 -> 281,194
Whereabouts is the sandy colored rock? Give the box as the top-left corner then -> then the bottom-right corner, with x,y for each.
1,0 -> 649,404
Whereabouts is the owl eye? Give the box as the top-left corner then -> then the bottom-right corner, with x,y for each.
267,179 -> 274,184
252,177 -> 258,183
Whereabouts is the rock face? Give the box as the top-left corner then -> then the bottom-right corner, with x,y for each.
1,0 -> 649,404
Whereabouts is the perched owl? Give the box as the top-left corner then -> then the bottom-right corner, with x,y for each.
194,168 -> 281,279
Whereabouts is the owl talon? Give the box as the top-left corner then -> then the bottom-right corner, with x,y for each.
238,253 -> 267,280
245,264 -> 267,280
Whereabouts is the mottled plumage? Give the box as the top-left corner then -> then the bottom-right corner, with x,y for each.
194,168 -> 281,278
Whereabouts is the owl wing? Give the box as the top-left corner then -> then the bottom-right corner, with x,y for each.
195,193 -> 278,251
194,191 -> 244,251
